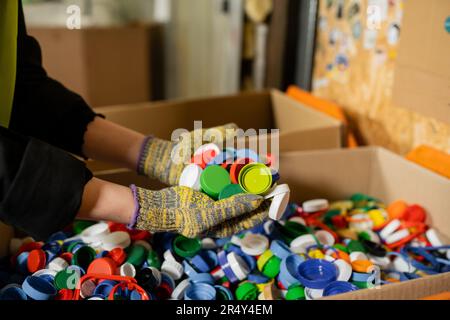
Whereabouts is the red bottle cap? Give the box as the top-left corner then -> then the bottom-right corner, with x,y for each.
87,257 -> 118,276
230,158 -> 253,184
27,249 -> 47,273
60,252 -> 73,264
55,289 -> 74,300
107,248 -> 127,265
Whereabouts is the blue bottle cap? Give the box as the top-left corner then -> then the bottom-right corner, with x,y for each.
270,240 -> 292,260
297,259 -> 338,289
279,254 -> 305,289
22,276 -> 57,300
190,273 -> 215,285
93,280 -> 117,298
235,149 -> 260,163
184,283 -> 216,300
323,281 -> 359,296
16,252 -> 29,274
0,284 -> 28,300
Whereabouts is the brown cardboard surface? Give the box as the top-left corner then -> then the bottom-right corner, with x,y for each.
392,0 -> 450,123
28,24 -> 163,107
88,89 -> 343,172
92,146 -> 450,299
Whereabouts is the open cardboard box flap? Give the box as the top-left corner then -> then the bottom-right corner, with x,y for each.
93,147 -> 450,299
88,90 -> 344,172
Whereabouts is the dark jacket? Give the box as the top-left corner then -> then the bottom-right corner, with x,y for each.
0,1 -> 97,240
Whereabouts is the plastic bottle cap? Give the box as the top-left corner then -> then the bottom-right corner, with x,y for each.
305,287 -> 324,300
161,260 -> 184,280
55,269 -> 77,290
379,219 -> 401,240
334,259 -> 352,282
290,234 -> 317,254
218,184 -> 245,200
323,281 -> 358,297
236,282 -> 258,300
27,249 -> 47,273
351,260 -> 374,273
173,235 -> 202,258
80,280 -> 97,299
72,246 -> 97,270
119,262 -> 136,278
126,245 -> 148,267
201,238 -> 217,250
86,257 -> 118,275
215,285 -> 234,300
385,229 -> 410,244
200,165 -> 231,199
257,250 -> 274,271
240,234 -> 269,256
191,149 -> 217,169
315,230 -> 335,246
48,257 -> 69,272
302,199 -> 329,213
80,222 -> 110,244
0,285 -> 28,300
230,158 -> 253,184
289,216 -> 306,226
227,252 -> 250,280
179,164 -> 203,191
147,250 -> 162,269
184,283 -> 216,300
349,251 -> 369,262
107,248 -> 127,265
100,231 -> 131,251
22,276 -> 57,300
297,259 -> 338,289
286,285 -> 306,300
194,143 -> 221,157
239,163 -> 273,195
171,279 -> 191,300
207,149 -> 235,167
392,256 -> 416,273
265,184 -> 290,220
262,256 -> 281,278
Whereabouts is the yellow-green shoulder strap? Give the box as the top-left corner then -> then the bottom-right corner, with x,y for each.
0,1 -> 18,128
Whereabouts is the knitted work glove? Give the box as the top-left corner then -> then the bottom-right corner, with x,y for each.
129,185 -> 266,238
137,123 -> 238,186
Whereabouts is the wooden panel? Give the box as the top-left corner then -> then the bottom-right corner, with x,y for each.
312,0 -> 450,155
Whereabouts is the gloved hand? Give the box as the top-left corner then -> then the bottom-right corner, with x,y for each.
129,185 -> 268,238
137,123 -> 238,186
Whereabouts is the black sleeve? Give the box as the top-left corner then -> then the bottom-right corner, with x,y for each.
9,0 -> 101,158
0,126 -> 93,240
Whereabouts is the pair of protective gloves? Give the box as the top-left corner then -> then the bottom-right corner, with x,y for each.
130,124 -> 269,239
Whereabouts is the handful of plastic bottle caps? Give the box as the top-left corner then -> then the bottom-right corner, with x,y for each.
1,193 -> 449,300
179,143 -> 290,220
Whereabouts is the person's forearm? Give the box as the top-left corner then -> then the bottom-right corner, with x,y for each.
82,117 -> 145,170
77,177 -> 135,224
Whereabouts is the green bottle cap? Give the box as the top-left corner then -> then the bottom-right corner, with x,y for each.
55,269 -> 75,290
347,240 -> 367,253
73,220 -> 96,235
71,246 -> 96,270
286,285 -> 306,300
352,281 -> 371,289
173,235 -> 202,258
261,256 -> 281,279
238,163 -> 272,195
280,221 -> 310,244
126,245 -> 148,267
200,165 -> 231,199
333,243 -> 349,253
236,282 -> 258,300
146,250 -> 161,269
218,184 -> 245,200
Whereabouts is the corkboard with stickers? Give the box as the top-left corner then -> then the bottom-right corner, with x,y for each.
312,0 -> 450,155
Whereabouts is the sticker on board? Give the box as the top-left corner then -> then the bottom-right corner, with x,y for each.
352,21 -> 362,39
387,23 -> 400,45
363,29 -> 378,50
348,1 -> 361,21
446,16 -> 450,34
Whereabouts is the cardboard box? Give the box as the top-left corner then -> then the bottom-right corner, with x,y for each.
28,24 -> 164,107
392,0 -> 450,123
88,89 -> 344,172
94,147 -> 450,299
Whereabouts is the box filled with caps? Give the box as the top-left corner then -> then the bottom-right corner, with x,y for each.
1,147 -> 449,300
87,89 -> 344,173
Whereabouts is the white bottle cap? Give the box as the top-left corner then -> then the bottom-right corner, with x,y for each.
193,143 -> 221,157
171,279 -> 191,300
302,199 -> 329,213
32,269 -> 58,278
426,229 -> 446,254
80,222 -> 110,244
201,238 -> 217,250
240,234 -> 269,256
179,164 -> 203,191
392,256 -> 416,273
161,260 -> 184,280
48,257 -> 69,272
290,234 -> 317,254
305,288 -> 324,300
334,259 -> 352,282
385,229 -> 410,244
227,252 -> 250,280
119,262 -> 136,278
368,254 -> 391,270
265,184 -> 290,220
163,250 -> 177,262
100,231 -> 131,251
379,219 -> 401,240
314,230 -> 335,246
349,251 -> 368,262
288,216 -> 306,226
133,240 -> 152,251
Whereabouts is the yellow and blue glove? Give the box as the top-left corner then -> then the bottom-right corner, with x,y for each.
130,185 -> 269,238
